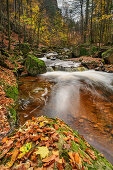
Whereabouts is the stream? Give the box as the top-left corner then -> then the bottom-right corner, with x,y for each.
18,56 -> 113,164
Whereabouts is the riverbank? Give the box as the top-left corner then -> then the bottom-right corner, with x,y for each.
0,65 -> 18,140
66,56 -> 113,73
0,116 -> 113,169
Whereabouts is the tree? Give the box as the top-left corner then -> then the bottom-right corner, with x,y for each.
6,0 -> 11,50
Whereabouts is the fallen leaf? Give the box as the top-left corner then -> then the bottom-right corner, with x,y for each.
53,124 -> 59,130
74,152 -> 82,166
43,154 -> 56,167
85,148 -> 97,160
74,137 -> 79,144
68,152 -> 75,163
35,146 -> 49,159
52,150 -> 59,156
6,148 -> 19,168
1,137 -> 7,143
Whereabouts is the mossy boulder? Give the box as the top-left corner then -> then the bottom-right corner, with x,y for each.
25,54 -> 46,76
102,48 -> 113,64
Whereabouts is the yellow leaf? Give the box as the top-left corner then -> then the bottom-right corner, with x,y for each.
35,146 -> 49,159
52,150 -> 59,156
18,143 -> 32,159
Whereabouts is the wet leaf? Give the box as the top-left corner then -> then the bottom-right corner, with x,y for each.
6,148 -> 19,168
35,146 -> 49,159
85,148 -> 97,160
74,137 -> 79,144
1,137 -> 7,143
53,124 -> 59,130
18,143 -> 32,159
74,152 -> 82,166
43,154 -> 56,167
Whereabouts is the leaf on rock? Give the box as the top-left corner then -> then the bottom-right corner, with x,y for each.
85,148 -> 97,160
1,137 -> 7,143
35,146 -> 49,159
74,152 -> 82,166
18,143 -> 32,159
6,148 -> 19,168
53,124 -> 59,130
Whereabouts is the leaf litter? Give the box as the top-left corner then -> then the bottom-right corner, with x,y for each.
0,116 -> 113,169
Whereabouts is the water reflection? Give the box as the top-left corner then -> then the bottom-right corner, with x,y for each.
18,70 -> 113,164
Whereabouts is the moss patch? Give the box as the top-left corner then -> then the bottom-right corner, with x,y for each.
4,84 -> 18,101
25,54 -> 46,76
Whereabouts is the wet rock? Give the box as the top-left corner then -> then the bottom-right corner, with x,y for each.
25,54 -> 46,76
102,48 -> 113,64
45,52 -> 58,59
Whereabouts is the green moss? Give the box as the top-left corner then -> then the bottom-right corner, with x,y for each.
8,106 -> 17,122
90,46 -> 97,55
102,48 -> 113,64
80,47 -> 89,56
19,43 -> 30,56
4,85 -> 18,101
25,54 -> 46,76
1,50 -> 11,58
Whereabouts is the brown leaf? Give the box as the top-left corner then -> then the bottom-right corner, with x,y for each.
74,137 -> 79,144
32,134 -> 41,141
85,149 -> 97,160
83,157 -> 92,165
1,137 -> 7,143
53,124 -> 59,130
37,128 -> 43,133
42,154 -> 56,163
63,131 -> 68,136
63,136 -> 70,142
0,146 -> 12,159
6,148 -> 19,168
74,153 -> 82,166
68,152 -> 75,163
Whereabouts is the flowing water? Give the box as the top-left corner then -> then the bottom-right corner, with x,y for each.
18,57 -> 113,164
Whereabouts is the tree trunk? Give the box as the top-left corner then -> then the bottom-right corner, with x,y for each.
80,0 -> 84,42
6,0 -> 11,50
84,0 -> 89,43
90,0 -> 94,44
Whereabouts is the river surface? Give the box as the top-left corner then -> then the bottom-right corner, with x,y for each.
18,57 -> 113,164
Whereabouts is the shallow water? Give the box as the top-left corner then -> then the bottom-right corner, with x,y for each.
18,61 -> 113,164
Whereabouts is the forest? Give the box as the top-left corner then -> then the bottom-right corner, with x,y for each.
0,0 -> 113,169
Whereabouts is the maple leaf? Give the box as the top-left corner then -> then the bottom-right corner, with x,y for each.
35,146 -> 49,159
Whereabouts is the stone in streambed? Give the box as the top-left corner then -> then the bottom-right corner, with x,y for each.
25,54 -> 46,76
102,48 -> 113,64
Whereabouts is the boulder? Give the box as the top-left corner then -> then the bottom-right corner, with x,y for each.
102,48 -> 113,64
25,54 -> 46,76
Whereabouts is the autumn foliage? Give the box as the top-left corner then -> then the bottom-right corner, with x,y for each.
0,116 -> 112,169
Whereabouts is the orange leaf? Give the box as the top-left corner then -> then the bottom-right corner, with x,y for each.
1,137 -> 7,143
53,124 -> 59,130
74,137 -> 79,144
85,149 -> 97,160
68,152 -> 75,163
74,152 -> 82,165
6,148 -> 19,168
